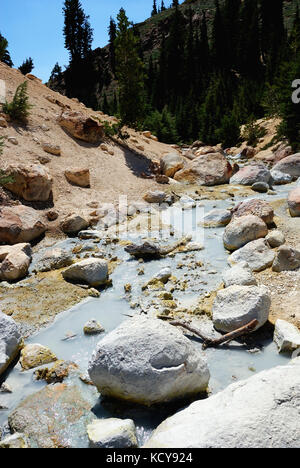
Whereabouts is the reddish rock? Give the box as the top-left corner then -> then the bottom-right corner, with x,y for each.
273,144 -> 293,164
174,152 -> 232,186
4,164 -> 53,202
273,153 -> 300,178
288,187 -> 300,217
230,163 -> 271,186
232,199 -> 274,225
0,205 -> 46,245
58,111 -> 105,144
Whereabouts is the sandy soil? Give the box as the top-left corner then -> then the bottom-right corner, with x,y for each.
0,62 -> 177,221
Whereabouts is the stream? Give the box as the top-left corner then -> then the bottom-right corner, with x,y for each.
0,182 -> 296,447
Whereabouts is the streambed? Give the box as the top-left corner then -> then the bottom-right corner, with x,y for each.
0,182 -> 295,447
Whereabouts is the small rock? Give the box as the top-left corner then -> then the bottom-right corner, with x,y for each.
7,137 -> 18,145
266,230 -> 285,248
251,182 -> 269,193
201,209 -> 232,228
34,360 -> 78,384
20,344 -> 57,370
65,168 -> 90,188
84,320 -> 105,335
0,433 -> 28,449
62,258 -> 109,287
42,143 -> 61,156
87,418 -> 138,448
274,319 -> 300,353
60,213 -> 89,234
222,262 -> 257,287
47,210 -> 59,221
272,245 -> 300,272
143,190 -> 167,204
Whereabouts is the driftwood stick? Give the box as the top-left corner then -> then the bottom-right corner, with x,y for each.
169,319 -> 259,349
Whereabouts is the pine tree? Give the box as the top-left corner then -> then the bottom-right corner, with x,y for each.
63,0 -> 96,106
115,8 -> 145,126
3,81 -> 32,123
108,18 -> 117,74
260,0 -> 286,81
49,63 -> 62,82
0,33 -> 13,67
18,57 -> 34,75
63,0 -> 93,63
211,1 -> 229,70
161,1 -> 166,12
152,0 -> 158,16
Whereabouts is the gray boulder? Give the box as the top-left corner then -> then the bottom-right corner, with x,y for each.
87,418 -> 138,448
274,319 -> 300,353
8,383 -> 96,448
272,153 -> 300,178
0,312 -> 23,376
145,359 -> 300,448
266,230 -> 285,248
223,215 -> 268,251
270,170 -> 293,185
230,163 -> 271,186
222,262 -> 257,287
88,316 -> 210,406
33,248 -> 73,273
201,209 -> 232,228
228,238 -> 275,272
160,153 -> 185,178
213,285 -> 271,333
272,245 -> 300,272
62,258 -> 109,286
251,182 -> 269,193
0,433 -> 29,449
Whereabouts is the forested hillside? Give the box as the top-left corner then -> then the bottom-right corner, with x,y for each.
32,1 -> 300,149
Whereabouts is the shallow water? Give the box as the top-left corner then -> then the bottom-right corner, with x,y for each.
0,182 -> 295,445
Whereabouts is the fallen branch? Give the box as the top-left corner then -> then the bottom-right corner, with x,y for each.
169,319 -> 259,350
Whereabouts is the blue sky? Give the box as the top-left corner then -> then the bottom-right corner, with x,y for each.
1,0 -> 173,82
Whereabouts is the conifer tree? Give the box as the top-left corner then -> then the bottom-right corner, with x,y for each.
63,0 -> 93,63
0,33 -> 13,67
109,18 -> 117,74
161,1 -> 166,12
18,57 -> 34,75
152,0 -> 158,16
115,8 -> 145,126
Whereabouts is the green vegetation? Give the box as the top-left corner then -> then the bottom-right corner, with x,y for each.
18,57 -> 34,75
0,32 -> 13,67
51,0 -> 300,148
242,118 -> 267,147
2,81 -> 32,123
115,8 -> 146,127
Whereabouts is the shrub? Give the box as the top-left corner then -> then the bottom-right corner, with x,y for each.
2,81 -> 32,123
18,57 -> 34,75
242,117 -> 267,147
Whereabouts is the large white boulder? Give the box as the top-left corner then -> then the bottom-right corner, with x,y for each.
228,238 -> 275,272
274,319 -> 300,353
0,312 -> 23,376
62,258 -> 109,287
222,262 -> 257,287
87,418 -> 138,448
213,285 -> 271,333
223,215 -> 268,251
145,359 -> 300,448
88,316 -> 210,406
